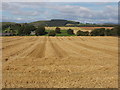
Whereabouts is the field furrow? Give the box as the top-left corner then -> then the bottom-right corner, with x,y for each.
25,37 -> 47,58
48,37 -> 68,58
2,36 -> 118,88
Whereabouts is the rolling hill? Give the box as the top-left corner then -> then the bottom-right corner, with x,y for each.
29,19 -> 79,26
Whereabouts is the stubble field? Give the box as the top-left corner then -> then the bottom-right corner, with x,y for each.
45,27 -> 113,32
2,36 -> 118,88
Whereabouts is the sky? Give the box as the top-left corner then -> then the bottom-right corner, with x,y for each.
1,2 -> 119,24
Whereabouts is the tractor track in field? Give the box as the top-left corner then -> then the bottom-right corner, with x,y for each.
2,37 -> 37,50
2,36 -> 118,88
73,41 -> 117,55
26,37 -> 47,58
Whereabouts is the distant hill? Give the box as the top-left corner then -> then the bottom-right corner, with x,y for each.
29,19 -> 79,26
1,22 -> 16,25
1,19 -> 117,27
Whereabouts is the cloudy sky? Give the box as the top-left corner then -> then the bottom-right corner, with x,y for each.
2,2 -> 118,24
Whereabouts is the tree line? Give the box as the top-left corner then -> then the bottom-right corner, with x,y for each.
2,23 -> 120,36
76,27 -> 120,36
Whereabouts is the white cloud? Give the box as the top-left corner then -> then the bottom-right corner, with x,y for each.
47,4 -> 118,23
2,2 -> 118,23
12,10 -> 40,16
2,2 -> 40,16
2,0 -> 119,2
2,2 -> 20,11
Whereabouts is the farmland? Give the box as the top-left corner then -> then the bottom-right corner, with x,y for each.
45,27 -> 114,35
45,27 -> 114,32
2,36 -> 118,88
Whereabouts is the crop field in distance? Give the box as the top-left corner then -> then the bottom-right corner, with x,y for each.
45,27 -> 113,32
2,36 -> 118,88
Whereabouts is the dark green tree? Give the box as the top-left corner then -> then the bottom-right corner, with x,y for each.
76,30 -> 89,36
2,24 -> 11,30
35,26 -> 46,36
24,24 -> 35,35
48,31 -> 56,36
112,26 -> 120,36
67,29 -> 74,35
55,27 -> 61,33
104,29 -> 112,36
10,24 -> 21,30
17,25 -> 24,35
24,25 -> 31,35
90,28 -> 106,36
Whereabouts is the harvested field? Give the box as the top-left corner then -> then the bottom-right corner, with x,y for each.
78,27 -> 113,30
2,36 -> 118,88
45,27 -> 113,32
